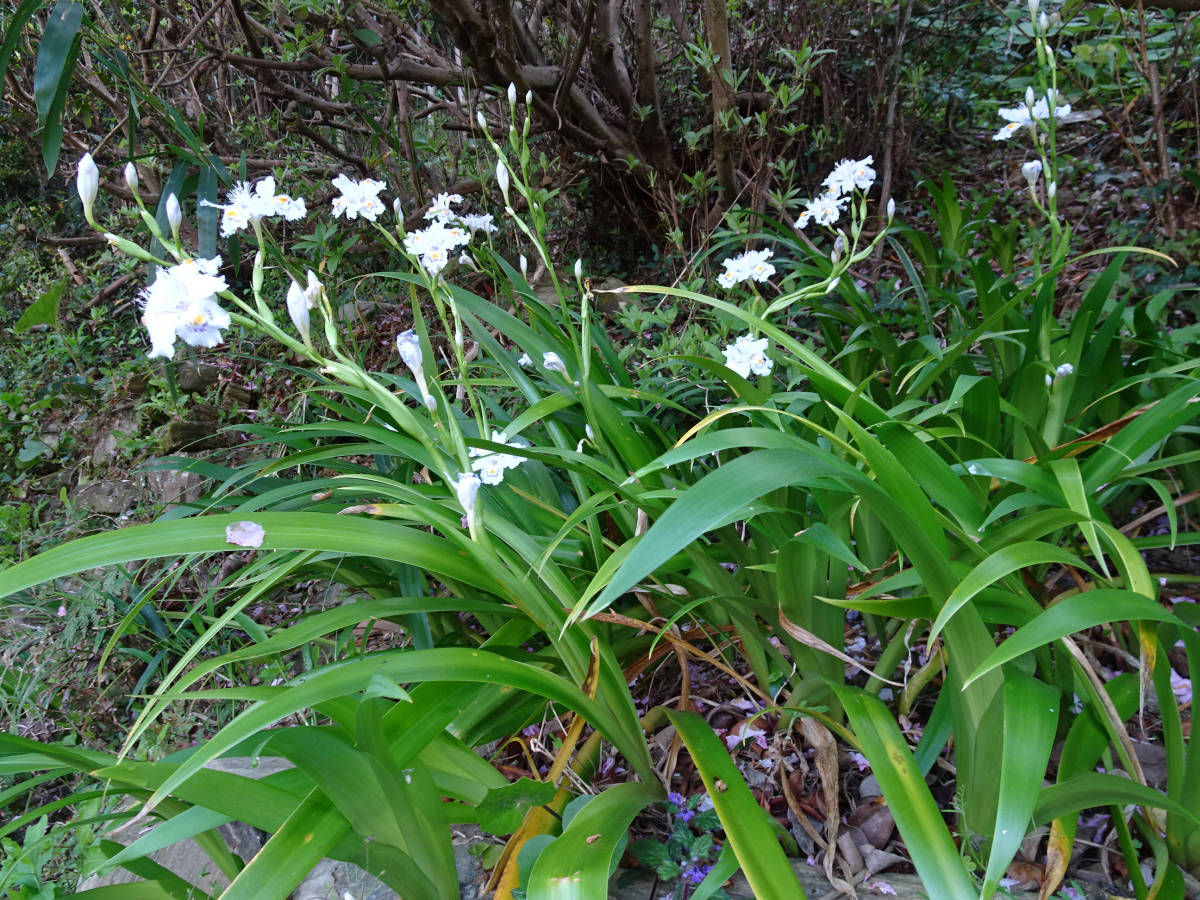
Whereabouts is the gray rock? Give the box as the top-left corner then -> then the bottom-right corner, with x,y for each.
72,478 -> 143,515
144,466 -> 205,506
177,360 -> 221,393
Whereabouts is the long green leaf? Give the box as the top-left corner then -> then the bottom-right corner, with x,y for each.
586,449 -> 851,618
0,512 -> 501,600
218,788 -> 354,900
527,782 -> 661,899
928,541 -> 1093,646
667,710 -> 806,900
980,671 -> 1058,899
142,648 -> 648,813
833,687 -> 975,900
964,590 -> 1185,688
1033,773 -> 1200,827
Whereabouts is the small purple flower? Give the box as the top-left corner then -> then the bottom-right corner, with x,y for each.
676,808 -> 695,823
683,862 -> 712,884
667,791 -> 687,807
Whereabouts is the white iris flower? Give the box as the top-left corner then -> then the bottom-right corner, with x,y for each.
721,333 -> 774,378
206,176 -> 306,237
331,174 -> 387,221
993,93 -> 1072,141
823,155 -> 876,197
717,248 -> 775,289
140,257 -> 230,358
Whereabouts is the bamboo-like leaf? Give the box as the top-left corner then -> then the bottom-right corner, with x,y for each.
526,782 -> 661,899
32,0 -> 83,172
0,0 -> 46,86
667,710 -> 807,900
833,686 -> 975,900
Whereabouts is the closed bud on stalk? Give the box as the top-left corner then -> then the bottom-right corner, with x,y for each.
454,327 -> 463,351
519,254 -> 528,279
166,193 -> 182,232
542,351 -> 567,374
525,90 -> 533,106
476,110 -> 487,131
574,258 -> 582,280
886,197 -> 896,219
1039,12 -> 1048,31
507,82 -> 517,107
1047,181 -> 1057,200
77,152 -> 99,223
1024,86 -> 1036,109
454,472 -> 481,524
1028,0 -> 1039,17
1021,159 -> 1043,188
831,234 -> 845,262
287,279 -> 311,343
124,162 -> 139,194
393,197 -> 403,222
496,160 -> 510,197
104,232 -> 155,262
252,250 -> 264,296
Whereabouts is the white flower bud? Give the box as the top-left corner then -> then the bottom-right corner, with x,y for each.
76,152 -> 99,223
287,279 -> 311,343
517,352 -> 532,368
574,258 -> 583,280
476,110 -> 488,131
585,424 -> 594,440
831,235 -> 845,262
454,472 -> 481,522
525,90 -> 533,106
393,197 -> 403,222
454,327 -> 464,351
124,162 -> 139,194
1056,363 -> 1074,378
1025,86 -> 1036,109
886,197 -> 896,219
1028,0 -> 1039,18
507,82 -> 517,107
542,351 -> 567,374
166,193 -> 182,232
304,269 -> 323,308
1039,12 -> 1048,32
396,329 -> 422,370
1047,181 -> 1057,200
519,254 -> 528,279
496,159 -> 510,197
1021,159 -> 1043,188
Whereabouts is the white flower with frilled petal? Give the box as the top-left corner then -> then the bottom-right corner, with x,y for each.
721,333 -> 774,378
425,192 -> 463,220
993,93 -> 1072,141
140,257 -> 230,358
823,155 -> 875,197
331,174 -> 387,221
717,248 -> 774,288
797,191 -> 848,230
206,176 -> 306,236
